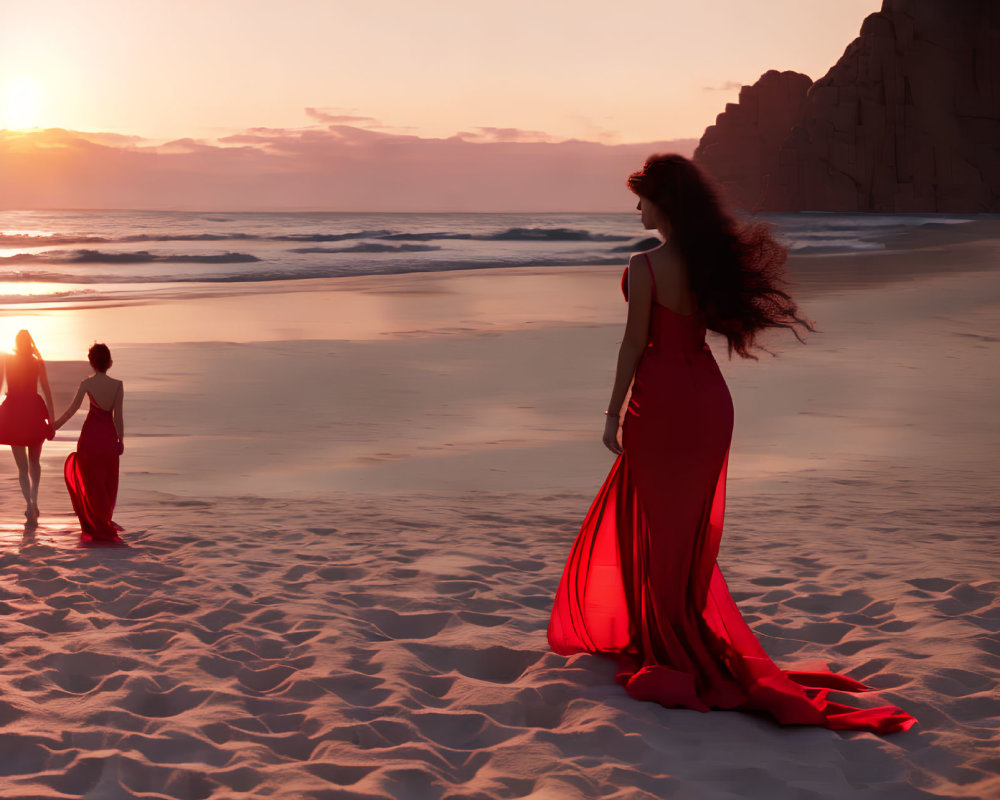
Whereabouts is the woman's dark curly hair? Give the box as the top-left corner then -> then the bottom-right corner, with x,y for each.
88,343 -> 112,372
627,154 -> 811,358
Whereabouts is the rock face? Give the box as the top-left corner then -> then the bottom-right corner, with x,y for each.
696,71 -> 813,211
695,0 -> 1000,212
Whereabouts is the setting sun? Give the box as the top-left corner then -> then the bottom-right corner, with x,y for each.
2,76 -> 43,130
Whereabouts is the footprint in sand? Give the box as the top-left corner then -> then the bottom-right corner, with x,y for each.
359,609 -> 454,640
315,565 -> 367,581
236,664 -> 297,693
409,710 -> 509,750
115,628 -> 178,652
20,609 -> 80,633
303,763 -> 377,787
400,671 -> 457,700
0,700 -> 25,726
925,667 -> 994,697
283,626 -> 323,645
195,607 -> 245,632
933,582 -> 995,615
784,589 -> 873,614
317,672 -> 392,707
402,643 -> 543,684
833,637 -> 890,656
33,651 -> 142,695
119,680 -> 211,718
433,578 -> 490,596
457,610 -> 510,627
281,564 -> 314,582
209,765 -> 266,793
749,576 -> 795,587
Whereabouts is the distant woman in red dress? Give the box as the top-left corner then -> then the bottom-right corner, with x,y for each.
548,155 -> 916,734
0,330 -> 56,526
53,343 -> 126,547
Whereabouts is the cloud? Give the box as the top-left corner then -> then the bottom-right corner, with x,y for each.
457,127 -> 556,143
305,107 -> 381,126
157,138 -> 218,153
0,125 -> 700,212
703,81 -> 744,92
74,131 -> 147,148
566,115 -> 626,145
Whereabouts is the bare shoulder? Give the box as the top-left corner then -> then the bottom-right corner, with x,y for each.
624,253 -> 654,305
645,244 -> 680,268
627,252 -> 652,281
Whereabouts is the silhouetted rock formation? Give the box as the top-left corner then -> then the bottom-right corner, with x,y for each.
696,71 -> 813,211
695,0 -> 1000,212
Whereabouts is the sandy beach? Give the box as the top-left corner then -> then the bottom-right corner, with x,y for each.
1,220 -> 999,799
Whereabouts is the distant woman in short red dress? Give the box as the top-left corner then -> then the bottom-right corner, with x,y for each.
0,330 -> 56,525
548,155 -> 917,734
54,343 -> 126,546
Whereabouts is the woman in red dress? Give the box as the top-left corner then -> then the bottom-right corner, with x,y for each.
548,155 -> 917,734
0,330 -> 56,526
53,343 -> 126,547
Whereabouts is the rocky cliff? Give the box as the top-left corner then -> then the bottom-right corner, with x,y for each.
695,71 -> 812,211
695,0 -> 1000,212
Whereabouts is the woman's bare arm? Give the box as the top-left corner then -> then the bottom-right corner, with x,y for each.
38,360 -> 55,420
602,256 -> 653,454
113,381 -> 125,445
54,382 -> 86,430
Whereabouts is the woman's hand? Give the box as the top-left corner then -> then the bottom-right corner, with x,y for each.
118,440 -> 125,456
602,414 -> 622,455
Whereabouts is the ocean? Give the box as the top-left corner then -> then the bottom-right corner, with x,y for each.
0,209 -> 977,304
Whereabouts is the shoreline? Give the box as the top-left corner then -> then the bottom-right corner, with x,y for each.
1,215 -> 996,366
2,225 -> 997,506
2,214 -> 999,310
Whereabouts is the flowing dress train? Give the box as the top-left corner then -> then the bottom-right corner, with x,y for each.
548,254 -> 916,734
65,392 -> 124,547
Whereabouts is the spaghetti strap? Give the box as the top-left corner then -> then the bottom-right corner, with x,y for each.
643,253 -> 659,303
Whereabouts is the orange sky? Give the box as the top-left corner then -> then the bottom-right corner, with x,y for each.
1,0 -> 881,142
0,0 -> 884,211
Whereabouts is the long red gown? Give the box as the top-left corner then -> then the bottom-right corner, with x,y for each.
64,392 -> 125,547
548,255 -> 916,734
0,356 -> 55,446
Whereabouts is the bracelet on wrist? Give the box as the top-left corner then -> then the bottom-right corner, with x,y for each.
604,410 -> 620,417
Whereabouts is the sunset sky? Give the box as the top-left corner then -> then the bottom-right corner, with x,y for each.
0,0 -> 883,210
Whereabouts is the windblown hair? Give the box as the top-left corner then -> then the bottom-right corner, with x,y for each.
88,343 -> 112,372
13,330 -> 42,362
627,154 -> 811,358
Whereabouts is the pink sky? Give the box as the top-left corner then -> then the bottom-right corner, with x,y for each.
0,0 -> 882,211
0,127 -> 698,211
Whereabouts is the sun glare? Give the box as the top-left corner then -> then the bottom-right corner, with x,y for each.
2,77 -> 43,130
